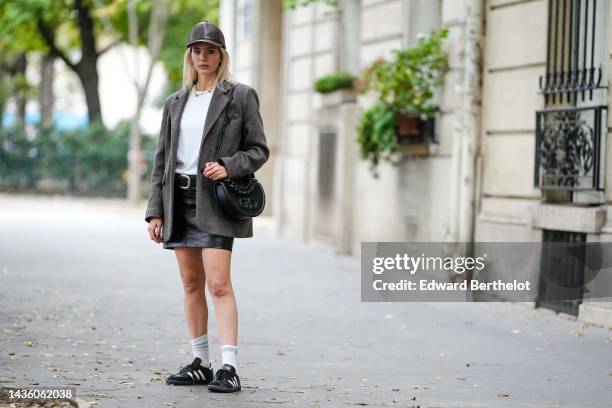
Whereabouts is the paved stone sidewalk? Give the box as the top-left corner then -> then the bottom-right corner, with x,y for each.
0,194 -> 611,407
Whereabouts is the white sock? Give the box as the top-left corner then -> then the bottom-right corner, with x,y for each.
221,344 -> 238,370
191,334 -> 211,368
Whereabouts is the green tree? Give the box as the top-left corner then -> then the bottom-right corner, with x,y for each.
97,0 -> 219,102
93,0 -> 172,202
0,1 -> 47,127
0,0 -> 124,124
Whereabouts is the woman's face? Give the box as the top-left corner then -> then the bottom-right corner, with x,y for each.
190,43 -> 221,76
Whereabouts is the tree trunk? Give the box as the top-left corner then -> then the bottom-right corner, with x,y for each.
76,63 -> 101,123
39,54 -> 55,127
36,0 -> 103,125
14,53 -> 27,127
127,103 -> 144,203
0,71 -> 8,121
75,0 -> 102,123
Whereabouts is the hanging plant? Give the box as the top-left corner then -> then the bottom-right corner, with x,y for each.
356,103 -> 400,179
356,28 -> 449,176
363,28 -> 449,116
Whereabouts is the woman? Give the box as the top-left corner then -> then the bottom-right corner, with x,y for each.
144,20 -> 270,393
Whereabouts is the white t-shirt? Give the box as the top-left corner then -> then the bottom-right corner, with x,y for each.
175,87 -> 213,174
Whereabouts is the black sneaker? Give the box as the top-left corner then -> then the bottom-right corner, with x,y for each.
207,364 -> 241,393
166,357 -> 213,386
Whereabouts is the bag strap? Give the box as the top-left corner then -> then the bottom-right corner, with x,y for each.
214,82 -> 255,180
214,82 -> 238,161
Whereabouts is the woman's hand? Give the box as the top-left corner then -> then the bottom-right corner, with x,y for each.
203,162 -> 228,180
147,218 -> 163,243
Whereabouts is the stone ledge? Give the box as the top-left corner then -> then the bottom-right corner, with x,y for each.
529,204 -> 606,233
578,302 -> 612,328
320,89 -> 357,107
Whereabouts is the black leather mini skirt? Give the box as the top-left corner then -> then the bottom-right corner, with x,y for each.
163,173 -> 234,252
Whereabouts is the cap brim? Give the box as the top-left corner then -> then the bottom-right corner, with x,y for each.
186,39 -> 224,48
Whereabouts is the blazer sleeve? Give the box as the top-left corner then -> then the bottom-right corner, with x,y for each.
144,101 -> 170,223
217,86 -> 270,179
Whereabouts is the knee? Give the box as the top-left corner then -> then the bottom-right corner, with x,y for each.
181,275 -> 205,295
207,278 -> 231,298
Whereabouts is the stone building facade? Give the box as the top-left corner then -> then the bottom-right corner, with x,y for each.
219,0 -> 612,327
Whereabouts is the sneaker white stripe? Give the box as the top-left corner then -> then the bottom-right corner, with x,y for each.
187,372 -> 194,379
193,370 -> 201,381
197,369 -> 204,380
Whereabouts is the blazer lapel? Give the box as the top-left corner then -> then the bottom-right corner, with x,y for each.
168,86 -> 191,154
201,79 -> 232,143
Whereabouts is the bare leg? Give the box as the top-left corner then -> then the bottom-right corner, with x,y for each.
202,248 -> 237,346
174,247 -> 208,339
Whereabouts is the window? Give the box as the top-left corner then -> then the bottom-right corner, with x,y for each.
534,0 -> 608,193
237,0 -> 253,41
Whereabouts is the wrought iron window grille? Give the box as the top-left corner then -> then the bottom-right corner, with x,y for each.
534,0 -> 608,192
537,0 -> 608,105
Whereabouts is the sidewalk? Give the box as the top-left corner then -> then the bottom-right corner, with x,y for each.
0,194 -> 610,407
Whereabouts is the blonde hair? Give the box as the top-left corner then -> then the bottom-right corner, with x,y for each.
182,45 -> 235,90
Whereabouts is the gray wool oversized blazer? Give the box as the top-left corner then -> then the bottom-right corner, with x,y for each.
144,79 -> 270,240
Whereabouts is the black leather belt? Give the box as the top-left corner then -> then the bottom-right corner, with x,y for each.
175,173 -> 197,190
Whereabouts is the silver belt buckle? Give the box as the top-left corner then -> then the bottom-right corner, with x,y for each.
178,174 -> 191,190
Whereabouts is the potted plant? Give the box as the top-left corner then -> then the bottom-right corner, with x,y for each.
314,71 -> 358,107
357,28 -> 449,170
282,0 -> 337,10
314,71 -> 356,94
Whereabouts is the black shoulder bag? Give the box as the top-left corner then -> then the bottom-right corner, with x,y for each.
213,83 -> 266,221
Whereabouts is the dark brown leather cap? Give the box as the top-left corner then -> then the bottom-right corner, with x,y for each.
186,21 -> 226,49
